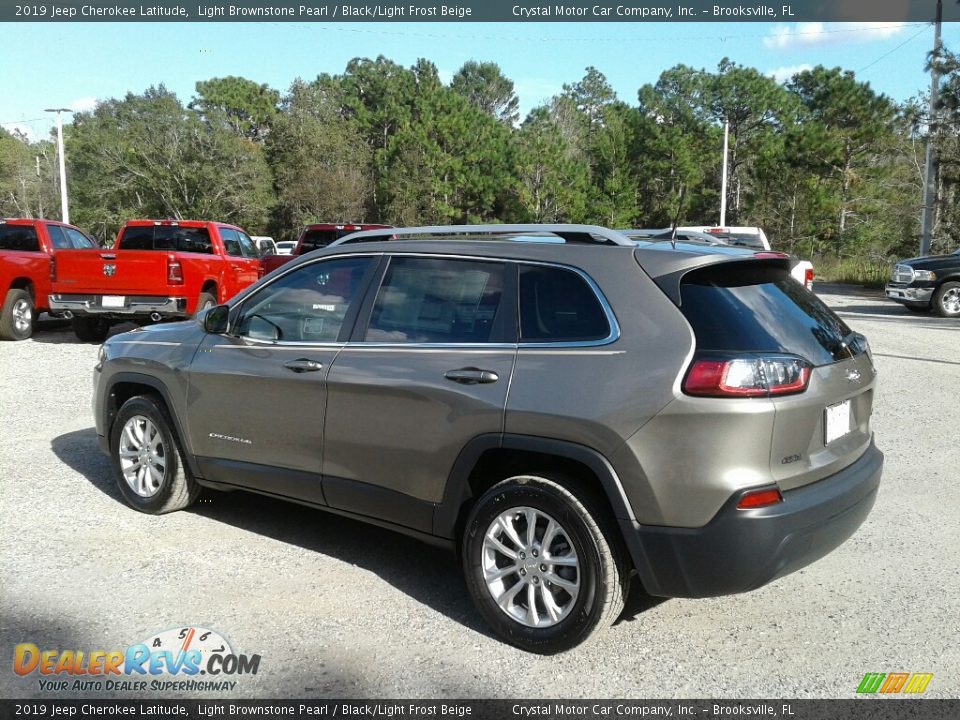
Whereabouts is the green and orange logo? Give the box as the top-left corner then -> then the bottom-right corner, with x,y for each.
856,672 -> 933,695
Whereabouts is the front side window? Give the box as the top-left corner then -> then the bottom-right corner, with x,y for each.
64,227 -> 96,249
235,256 -> 374,343
46,225 -> 70,249
237,231 -> 259,258
365,257 -> 507,344
519,265 -> 611,343
219,228 -> 243,257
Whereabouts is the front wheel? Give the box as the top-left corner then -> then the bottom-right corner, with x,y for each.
462,475 -> 627,654
0,288 -> 34,341
933,281 -> 960,318
110,395 -> 200,514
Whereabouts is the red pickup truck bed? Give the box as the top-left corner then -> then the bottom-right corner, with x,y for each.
49,220 -> 260,341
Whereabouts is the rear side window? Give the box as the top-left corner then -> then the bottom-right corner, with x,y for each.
0,225 -> 40,252
680,263 -> 854,366
366,257 -> 506,343
118,225 -> 213,254
519,265 -> 610,343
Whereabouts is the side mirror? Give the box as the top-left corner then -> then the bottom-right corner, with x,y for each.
203,304 -> 230,334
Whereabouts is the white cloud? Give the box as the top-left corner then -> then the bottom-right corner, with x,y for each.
767,64 -> 814,83
763,22 -> 906,51
69,96 -> 98,113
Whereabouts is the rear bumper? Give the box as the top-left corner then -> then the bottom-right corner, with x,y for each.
884,284 -> 933,304
625,440 -> 882,598
49,294 -> 187,317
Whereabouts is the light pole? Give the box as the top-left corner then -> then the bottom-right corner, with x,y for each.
919,0 -> 942,257
720,118 -> 729,227
45,107 -> 73,224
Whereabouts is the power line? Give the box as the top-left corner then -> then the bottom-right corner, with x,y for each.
857,25 -> 931,73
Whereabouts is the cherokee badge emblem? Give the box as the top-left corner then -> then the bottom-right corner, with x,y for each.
103,263 -> 116,277
846,369 -> 861,383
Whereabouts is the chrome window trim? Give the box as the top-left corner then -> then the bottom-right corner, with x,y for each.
228,250 -> 620,349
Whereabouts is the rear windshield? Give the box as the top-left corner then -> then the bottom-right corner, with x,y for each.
299,229 -> 350,254
680,264 -> 856,366
717,232 -> 764,249
0,225 -> 40,252
119,225 -> 213,254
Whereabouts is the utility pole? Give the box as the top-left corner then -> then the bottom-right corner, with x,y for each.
919,0 -> 942,257
44,107 -> 73,224
720,118 -> 729,226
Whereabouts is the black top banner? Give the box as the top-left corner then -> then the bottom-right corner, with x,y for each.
4,0 -> 959,23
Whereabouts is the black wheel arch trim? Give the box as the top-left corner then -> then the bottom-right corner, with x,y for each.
101,372 -> 202,480
433,433 -> 662,593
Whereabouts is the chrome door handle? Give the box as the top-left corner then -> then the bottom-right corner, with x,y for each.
284,358 -> 323,373
444,368 -> 499,384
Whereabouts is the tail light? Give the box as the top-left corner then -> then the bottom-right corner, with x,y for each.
683,355 -> 811,398
737,487 -> 783,509
804,267 -> 814,289
49,256 -> 57,282
167,257 -> 183,285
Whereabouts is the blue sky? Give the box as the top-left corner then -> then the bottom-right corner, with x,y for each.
3,20 -> 959,141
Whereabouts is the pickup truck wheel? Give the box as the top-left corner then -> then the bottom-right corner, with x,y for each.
196,292 -> 217,315
111,395 -> 199,514
933,282 -> 960,318
72,316 -> 111,343
0,289 -> 34,341
462,475 -> 627,654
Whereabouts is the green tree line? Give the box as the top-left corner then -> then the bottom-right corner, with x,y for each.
3,53 -> 959,267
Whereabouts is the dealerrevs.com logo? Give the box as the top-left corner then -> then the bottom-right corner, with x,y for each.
13,626 -> 261,693
856,672 -> 933,695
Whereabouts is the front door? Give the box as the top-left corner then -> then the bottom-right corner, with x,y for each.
185,254 -> 378,504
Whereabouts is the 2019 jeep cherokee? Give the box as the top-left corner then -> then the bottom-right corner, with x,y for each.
92,224 -> 882,653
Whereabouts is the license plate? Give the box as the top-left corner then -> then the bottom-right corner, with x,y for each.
101,295 -> 126,308
824,400 -> 852,445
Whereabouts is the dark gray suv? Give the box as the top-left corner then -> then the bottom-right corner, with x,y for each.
92,224 -> 883,653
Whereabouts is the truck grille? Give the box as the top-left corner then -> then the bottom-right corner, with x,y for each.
891,264 -> 914,284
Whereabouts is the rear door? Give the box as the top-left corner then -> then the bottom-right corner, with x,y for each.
322,255 -> 516,532
185,254 -> 379,503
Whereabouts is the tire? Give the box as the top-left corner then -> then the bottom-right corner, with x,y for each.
462,475 -> 627,654
196,291 -> 217,316
0,288 -> 34,341
904,302 -> 931,313
72,316 -> 111,343
932,281 -> 960,318
110,395 -> 200,514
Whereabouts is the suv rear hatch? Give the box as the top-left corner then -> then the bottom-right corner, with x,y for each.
676,260 -> 876,490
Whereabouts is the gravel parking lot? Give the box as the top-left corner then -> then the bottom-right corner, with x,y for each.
2,284 -> 958,699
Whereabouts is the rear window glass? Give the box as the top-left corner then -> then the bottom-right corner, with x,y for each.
119,225 -> 213,254
680,264 -> 854,366
719,233 -> 764,249
0,225 -> 40,252
300,229 -> 348,254
519,265 -> 610,343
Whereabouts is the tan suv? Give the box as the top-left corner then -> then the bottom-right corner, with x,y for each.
92,225 -> 882,653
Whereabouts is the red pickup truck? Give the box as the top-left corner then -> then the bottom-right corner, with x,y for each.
260,223 -> 392,276
1,218 -> 99,341
49,219 -> 260,341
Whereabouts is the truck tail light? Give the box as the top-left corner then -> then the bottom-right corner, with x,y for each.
683,355 -> 811,398
737,487 -> 783,509
49,256 -> 57,282
804,267 -> 814,289
167,258 -> 183,285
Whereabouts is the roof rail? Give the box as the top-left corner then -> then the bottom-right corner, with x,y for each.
329,223 -> 636,248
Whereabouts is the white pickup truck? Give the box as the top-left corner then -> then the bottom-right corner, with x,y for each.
678,226 -> 814,290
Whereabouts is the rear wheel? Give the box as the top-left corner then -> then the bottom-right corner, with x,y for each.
0,289 -> 34,341
196,291 -> 217,315
933,281 -> 960,318
110,395 -> 199,514
72,316 -> 111,342
462,475 -> 627,654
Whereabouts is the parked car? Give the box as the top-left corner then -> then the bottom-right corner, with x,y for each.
0,217 -> 99,341
275,241 -> 297,256
676,225 -> 814,290
251,236 -> 277,257
884,248 -> 960,318
93,224 -> 882,653
49,219 -> 261,342
260,223 -> 392,276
